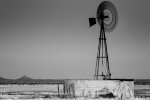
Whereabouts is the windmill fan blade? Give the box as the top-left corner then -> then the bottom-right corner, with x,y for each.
97,1 -> 118,32
89,18 -> 96,27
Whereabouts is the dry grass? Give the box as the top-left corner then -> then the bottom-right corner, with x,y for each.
0,84 -> 63,93
0,95 -> 150,100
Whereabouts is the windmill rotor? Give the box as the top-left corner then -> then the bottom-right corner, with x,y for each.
97,1 -> 118,32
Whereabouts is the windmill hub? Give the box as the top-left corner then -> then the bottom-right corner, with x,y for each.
100,12 -> 109,20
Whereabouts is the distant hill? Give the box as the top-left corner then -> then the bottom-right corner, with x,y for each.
0,75 -> 64,85
134,79 -> 150,85
0,77 -> 8,83
135,79 -> 150,82
0,77 -> 7,81
15,75 -> 34,84
0,77 -> 14,84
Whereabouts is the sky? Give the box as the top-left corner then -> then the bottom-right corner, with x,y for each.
0,0 -> 150,79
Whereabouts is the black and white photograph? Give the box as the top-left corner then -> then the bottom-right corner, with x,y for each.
0,0 -> 150,100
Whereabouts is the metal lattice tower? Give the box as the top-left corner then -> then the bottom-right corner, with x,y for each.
94,16 -> 111,80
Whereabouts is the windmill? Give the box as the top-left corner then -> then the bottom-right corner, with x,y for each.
89,1 -> 118,80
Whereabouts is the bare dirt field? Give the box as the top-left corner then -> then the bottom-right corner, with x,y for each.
0,84 -> 64,99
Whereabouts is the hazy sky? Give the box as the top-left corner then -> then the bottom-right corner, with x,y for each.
0,0 -> 150,79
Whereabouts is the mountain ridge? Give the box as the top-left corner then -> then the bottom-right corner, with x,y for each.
0,75 -> 64,84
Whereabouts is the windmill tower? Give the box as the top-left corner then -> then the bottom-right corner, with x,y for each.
89,1 -> 118,80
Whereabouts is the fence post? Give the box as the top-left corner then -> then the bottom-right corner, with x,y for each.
58,84 -> 60,97
63,84 -> 66,94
